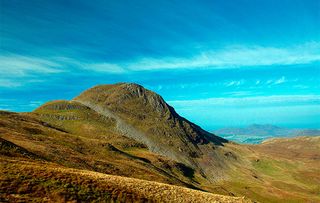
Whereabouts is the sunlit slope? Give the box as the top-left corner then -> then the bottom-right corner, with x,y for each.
1,156 -> 250,203
0,110 -> 200,188
218,136 -> 320,203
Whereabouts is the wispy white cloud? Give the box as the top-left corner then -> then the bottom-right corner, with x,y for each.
224,80 -> 244,87
0,79 -> 22,88
84,63 -> 125,73
28,100 -> 44,108
274,76 -> 287,84
1,42 -> 319,78
51,57 -> 126,73
0,78 -> 45,88
293,85 -> 309,89
168,95 -> 320,108
0,55 -> 125,87
262,76 -> 296,86
146,82 -> 218,92
125,42 -> 320,71
0,55 -> 126,79
0,55 -> 64,76
0,42 -> 318,89
223,91 -> 254,97
0,99 -> 45,112
0,99 -> 15,111
266,80 -> 273,84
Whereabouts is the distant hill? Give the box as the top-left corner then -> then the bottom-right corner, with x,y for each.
213,124 -> 320,143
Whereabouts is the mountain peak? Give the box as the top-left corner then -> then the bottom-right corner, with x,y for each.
78,82 -> 169,116
110,82 -> 145,97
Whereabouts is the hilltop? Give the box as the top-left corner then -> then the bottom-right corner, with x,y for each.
1,83 -> 319,202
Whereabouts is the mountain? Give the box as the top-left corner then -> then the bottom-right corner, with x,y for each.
73,83 -> 227,171
214,124 -> 320,143
1,83 -> 319,202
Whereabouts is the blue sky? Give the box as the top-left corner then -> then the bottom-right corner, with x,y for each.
0,0 -> 319,130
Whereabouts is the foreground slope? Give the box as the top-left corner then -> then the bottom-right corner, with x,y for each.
1,156 -> 249,203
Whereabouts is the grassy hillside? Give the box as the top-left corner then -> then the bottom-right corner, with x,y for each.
1,156 -> 250,203
1,109 -> 206,189
1,83 -> 319,202
218,136 -> 320,202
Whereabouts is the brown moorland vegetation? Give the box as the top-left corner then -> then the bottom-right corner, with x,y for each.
1,83 -> 319,202
1,156 -> 250,203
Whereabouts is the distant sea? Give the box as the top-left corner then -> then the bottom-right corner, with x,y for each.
218,134 -> 275,144
218,134 -> 319,144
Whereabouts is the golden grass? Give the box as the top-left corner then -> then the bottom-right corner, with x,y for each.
1,86 -> 320,203
1,156 -> 250,203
